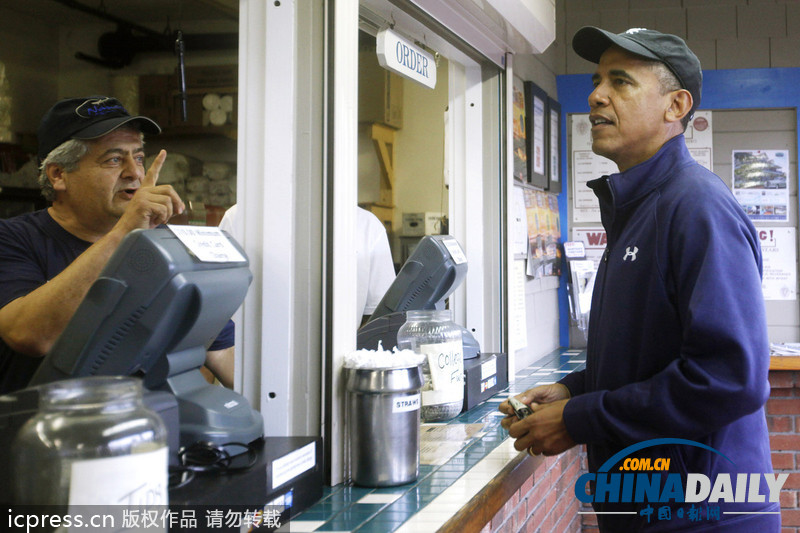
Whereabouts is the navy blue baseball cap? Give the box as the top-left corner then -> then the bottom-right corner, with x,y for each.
37,96 -> 160,161
572,27 -> 702,116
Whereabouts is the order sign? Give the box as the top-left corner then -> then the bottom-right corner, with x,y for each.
376,28 -> 437,89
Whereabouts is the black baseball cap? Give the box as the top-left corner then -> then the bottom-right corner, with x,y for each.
37,96 -> 161,161
572,27 -> 702,116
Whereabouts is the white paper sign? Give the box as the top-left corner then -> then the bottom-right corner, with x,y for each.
508,259 -> 528,355
569,259 -> 597,315
685,111 -> 713,171
570,113 -> 616,223
481,357 -> 497,380
69,447 -> 168,506
168,225 -> 247,263
563,241 -> 586,259
272,441 -> 317,490
512,186 -> 529,257
759,227 -> 796,300
420,340 -> 464,406
443,237 -> 467,264
549,107 -> 560,185
393,393 -> 421,413
532,95 -> 546,175
572,227 -> 607,268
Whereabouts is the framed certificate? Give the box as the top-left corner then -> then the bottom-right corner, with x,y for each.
525,81 -> 548,188
512,76 -> 528,183
546,97 -> 562,193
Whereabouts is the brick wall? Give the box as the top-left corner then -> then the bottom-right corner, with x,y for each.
479,370 -> 800,533
768,369 -> 800,532
574,371 -> 800,532
479,446 -> 585,533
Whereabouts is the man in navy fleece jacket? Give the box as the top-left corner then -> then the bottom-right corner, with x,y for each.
500,28 -> 780,531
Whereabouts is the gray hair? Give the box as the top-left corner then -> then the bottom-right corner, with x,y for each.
37,139 -> 90,202
648,60 -> 691,130
37,128 -> 145,202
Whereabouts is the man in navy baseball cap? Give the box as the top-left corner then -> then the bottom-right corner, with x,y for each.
571,27 -> 702,119
37,95 -> 161,162
0,95 -> 237,393
501,28 -> 779,532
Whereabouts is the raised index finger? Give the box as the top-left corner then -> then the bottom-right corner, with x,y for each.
143,149 -> 167,188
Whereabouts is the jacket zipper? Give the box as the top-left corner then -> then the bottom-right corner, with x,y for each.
586,178 -> 615,376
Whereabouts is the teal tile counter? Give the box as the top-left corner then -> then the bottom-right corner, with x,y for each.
281,348 -> 586,533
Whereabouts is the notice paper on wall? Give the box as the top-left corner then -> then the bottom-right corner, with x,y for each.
570,111 -> 713,222
570,113 -> 616,223
572,227 -> 607,268
759,227 -> 796,300
512,186 -> 528,258
684,111 -> 713,171
508,259 -> 528,355
732,150 -> 789,222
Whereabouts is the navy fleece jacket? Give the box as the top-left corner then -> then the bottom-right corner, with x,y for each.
559,135 -> 778,531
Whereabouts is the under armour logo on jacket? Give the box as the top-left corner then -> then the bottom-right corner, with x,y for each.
623,246 -> 638,261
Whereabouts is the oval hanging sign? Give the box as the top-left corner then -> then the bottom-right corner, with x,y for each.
376,28 -> 437,89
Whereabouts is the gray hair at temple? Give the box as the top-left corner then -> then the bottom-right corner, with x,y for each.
37,128 -> 145,202
647,60 -> 691,130
37,139 -> 90,202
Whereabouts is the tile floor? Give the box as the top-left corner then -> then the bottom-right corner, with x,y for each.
281,348 -> 586,533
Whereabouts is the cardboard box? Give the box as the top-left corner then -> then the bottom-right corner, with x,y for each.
171,93 -> 204,127
358,52 -> 403,129
176,65 -> 238,90
463,352 -> 508,411
402,211 -> 444,236
138,74 -> 173,129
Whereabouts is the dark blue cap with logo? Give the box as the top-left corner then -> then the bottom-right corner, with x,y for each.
572,27 -> 702,116
37,96 -> 161,161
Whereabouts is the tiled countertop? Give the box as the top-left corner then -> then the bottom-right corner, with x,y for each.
283,348 -> 586,533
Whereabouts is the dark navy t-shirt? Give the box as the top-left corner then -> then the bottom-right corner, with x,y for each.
0,209 -> 234,394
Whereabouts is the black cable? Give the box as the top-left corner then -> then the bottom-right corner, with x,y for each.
182,445 -> 230,472
169,440 -> 259,489
168,465 -> 195,490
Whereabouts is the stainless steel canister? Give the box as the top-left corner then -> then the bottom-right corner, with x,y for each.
345,364 -> 423,487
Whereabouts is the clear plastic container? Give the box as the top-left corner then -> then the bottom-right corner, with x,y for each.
12,376 -> 168,506
397,309 -> 464,422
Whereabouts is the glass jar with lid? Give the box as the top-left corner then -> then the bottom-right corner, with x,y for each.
397,309 -> 465,422
12,376 -> 168,507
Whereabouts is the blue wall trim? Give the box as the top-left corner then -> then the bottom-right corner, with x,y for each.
554,67 -> 800,348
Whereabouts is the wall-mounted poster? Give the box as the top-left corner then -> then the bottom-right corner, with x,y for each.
685,110 -> 713,171
570,113 -> 616,223
525,81 -> 548,188
512,186 -> 528,258
523,189 -> 561,278
512,76 -> 527,183
759,227 -> 796,300
732,150 -> 789,221
547,97 -> 562,193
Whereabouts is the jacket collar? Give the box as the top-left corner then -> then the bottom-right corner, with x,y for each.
587,134 -> 694,231
588,134 -> 693,211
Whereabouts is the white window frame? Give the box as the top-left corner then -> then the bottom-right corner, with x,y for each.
236,0 -> 506,485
